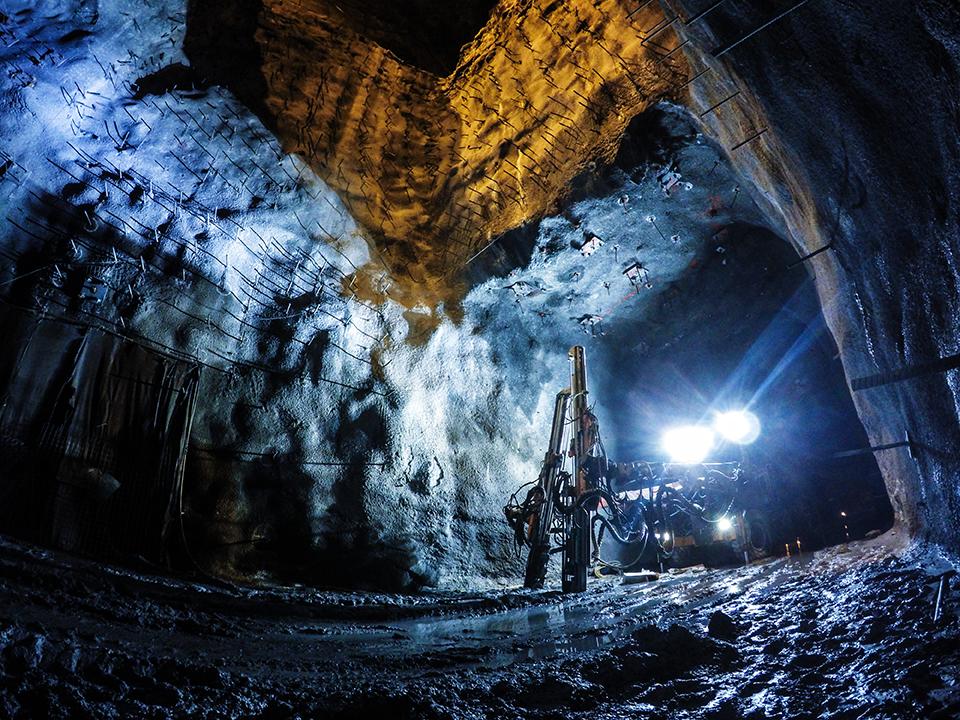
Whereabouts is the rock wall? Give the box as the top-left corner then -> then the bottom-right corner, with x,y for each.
665,0 -> 960,544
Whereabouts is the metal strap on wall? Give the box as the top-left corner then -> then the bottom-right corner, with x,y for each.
0,305 -> 200,564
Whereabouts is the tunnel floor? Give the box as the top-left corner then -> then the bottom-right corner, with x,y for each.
1,534 -> 957,719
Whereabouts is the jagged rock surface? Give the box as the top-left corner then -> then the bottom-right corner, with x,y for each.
665,0 -> 960,546
185,0 -> 688,309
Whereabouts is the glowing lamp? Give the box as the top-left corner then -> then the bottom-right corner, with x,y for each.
713,410 -> 761,445
662,425 -> 715,464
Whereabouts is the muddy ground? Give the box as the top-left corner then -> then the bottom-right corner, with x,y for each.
1,532 -> 958,718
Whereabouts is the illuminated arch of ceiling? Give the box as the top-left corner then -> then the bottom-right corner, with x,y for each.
187,0 -> 687,309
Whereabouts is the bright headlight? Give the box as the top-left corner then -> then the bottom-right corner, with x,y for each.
662,425 -> 715,464
717,516 -> 734,532
713,410 -> 761,445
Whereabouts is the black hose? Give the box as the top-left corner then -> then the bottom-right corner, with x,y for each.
591,512 -> 645,544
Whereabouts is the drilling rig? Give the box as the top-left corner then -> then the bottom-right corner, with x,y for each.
505,346 -> 751,592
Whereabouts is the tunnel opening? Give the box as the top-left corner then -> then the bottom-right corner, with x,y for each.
481,107 -> 894,583
0,0 -> 958,717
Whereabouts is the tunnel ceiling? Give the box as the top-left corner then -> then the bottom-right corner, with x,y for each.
185,0 -> 687,309
329,0 -> 500,76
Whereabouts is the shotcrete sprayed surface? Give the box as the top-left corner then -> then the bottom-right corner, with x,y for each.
185,0 -> 687,303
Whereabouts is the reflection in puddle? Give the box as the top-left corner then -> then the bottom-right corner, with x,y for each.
393,581 -> 674,668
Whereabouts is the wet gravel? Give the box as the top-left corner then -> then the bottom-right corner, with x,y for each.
0,532 -> 957,718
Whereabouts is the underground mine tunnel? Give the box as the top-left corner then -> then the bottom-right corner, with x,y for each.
0,0 -> 959,717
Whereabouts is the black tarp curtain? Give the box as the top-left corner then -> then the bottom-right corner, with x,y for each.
0,306 -> 200,564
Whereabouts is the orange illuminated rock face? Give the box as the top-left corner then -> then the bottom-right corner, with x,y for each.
187,1 -> 686,309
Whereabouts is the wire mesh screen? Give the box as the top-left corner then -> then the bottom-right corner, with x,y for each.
0,307 -> 200,564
